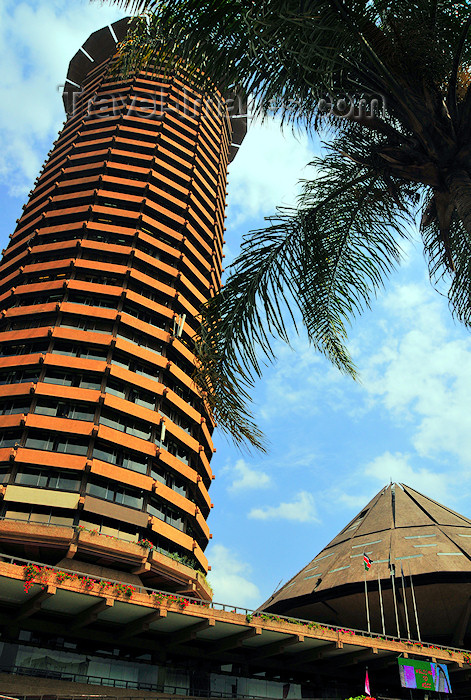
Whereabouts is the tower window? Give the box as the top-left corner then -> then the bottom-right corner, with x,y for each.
34,399 -> 95,422
0,369 -> 40,385
24,431 -> 89,455
15,467 -> 81,492
86,477 -> 143,510
42,369 -> 102,390
92,441 -> 148,475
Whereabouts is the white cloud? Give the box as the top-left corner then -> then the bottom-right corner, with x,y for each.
248,490 -> 318,522
0,1 -> 126,194
225,458 -> 271,493
322,486 -> 374,513
275,444 -> 318,470
226,118 -> 313,230
259,333 -> 348,421
207,544 -> 260,608
363,451 -> 450,503
361,282 -> 471,466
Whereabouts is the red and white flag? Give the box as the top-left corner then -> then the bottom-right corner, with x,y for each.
363,554 -> 373,571
365,669 -> 371,696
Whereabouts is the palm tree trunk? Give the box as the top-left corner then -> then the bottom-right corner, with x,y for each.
446,168 -> 471,234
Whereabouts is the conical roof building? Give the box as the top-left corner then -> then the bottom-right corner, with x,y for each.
260,483 -> 471,647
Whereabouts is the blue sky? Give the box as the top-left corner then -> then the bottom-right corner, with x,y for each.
2,0 -> 471,610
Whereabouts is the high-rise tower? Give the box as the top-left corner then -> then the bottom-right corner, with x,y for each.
0,18 -> 245,598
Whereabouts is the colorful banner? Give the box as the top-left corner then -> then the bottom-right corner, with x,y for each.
398,658 -> 451,692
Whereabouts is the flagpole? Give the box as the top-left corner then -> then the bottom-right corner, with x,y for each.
364,567 -> 371,633
390,562 -> 401,638
378,571 -> 386,635
401,564 -> 411,639
408,563 -> 421,642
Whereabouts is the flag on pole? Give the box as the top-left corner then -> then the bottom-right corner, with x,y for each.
363,554 -> 373,571
365,669 -> 371,695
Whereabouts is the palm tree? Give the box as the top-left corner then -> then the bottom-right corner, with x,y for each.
107,1 -> 471,449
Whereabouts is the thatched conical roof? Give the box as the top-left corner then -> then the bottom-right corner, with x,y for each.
260,483 -> 471,645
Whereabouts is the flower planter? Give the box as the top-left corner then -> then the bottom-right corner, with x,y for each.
77,530 -> 147,565
0,520 -> 74,547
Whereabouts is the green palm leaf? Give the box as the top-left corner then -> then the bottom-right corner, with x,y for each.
101,0 -> 471,447
195,143 -> 417,446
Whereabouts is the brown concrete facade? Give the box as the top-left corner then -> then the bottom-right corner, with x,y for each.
0,19 -> 244,596
0,559 -> 470,698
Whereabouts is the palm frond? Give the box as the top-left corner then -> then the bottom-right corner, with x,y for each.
98,0 -> 471,448
107,1 -> 471,135
195,145 -> 415,445
421,190 -> 471,325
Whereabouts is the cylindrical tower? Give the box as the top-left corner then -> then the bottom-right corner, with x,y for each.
0,19 -> 245,599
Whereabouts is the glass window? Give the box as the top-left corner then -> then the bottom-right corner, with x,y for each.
127,423 -> 151,440
56,438 -> 88,456
148,501 -> 165,520
100,410 -> 150,440
86,479 -> 143,510
16,469 -> 47,488
105,382 -> 126,399
0,430 -> 22,448
43,370 -> 101,389
51,473 -> 81,491
34,403 -> 57,416
49,514 -> 74,526
122,453 -> 148,475
168,509 -> 184,531
133,390 -> 156,410
110,354 -> 129,370
87,482 -> 108,500
52,343 -> 76,357
100,413 -> 125,432
53,343 -> 107,362
173,477 -> 187,498
25,435 -> 51,451
82,347 -> 108,362
0,370 -> 39,384
151,465 -> 167,485
93,444 -> 119,465
67,293 -> 116,309
16,468 -> 80,492
93,442 -> 147,474
147,499 -> 184,530
5,509 -> 29,521
80,376 -> 102,390
35,401 -> 94,422
69,405 -> 95,422
0,401 -> 30,415
43,371 -> 74,386
164,439 -> 190,465
0,341 -> 48,357
56,403 -> 70,418
135,366 -> 157,382
94,321 -> 113,334
120,491 -> 143,510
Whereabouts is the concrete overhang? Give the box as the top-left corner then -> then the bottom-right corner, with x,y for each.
0,556 -> 468,679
